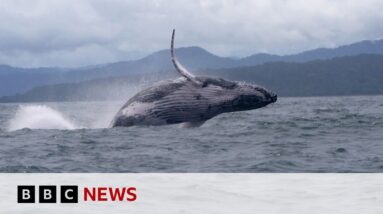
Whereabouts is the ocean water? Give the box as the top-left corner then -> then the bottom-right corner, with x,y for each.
0,96 -> 382,172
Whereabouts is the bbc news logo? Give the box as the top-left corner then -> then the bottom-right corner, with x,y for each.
18,185 -> 78,203
17,186 -> 137,203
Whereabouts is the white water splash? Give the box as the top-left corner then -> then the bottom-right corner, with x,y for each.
7,105 -> 78,131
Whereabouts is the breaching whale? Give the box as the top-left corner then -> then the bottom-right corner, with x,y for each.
110,30 -> 277,128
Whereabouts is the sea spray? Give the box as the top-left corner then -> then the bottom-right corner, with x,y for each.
7,105 -> 78,131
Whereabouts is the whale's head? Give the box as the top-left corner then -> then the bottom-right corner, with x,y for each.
229,81 -> 277,111
195,77 -> 277,113
170,29 -> 277,114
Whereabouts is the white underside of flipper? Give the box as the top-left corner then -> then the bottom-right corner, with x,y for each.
171,29 -> 202,85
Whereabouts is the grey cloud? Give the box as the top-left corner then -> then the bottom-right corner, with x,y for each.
0,0 -> 382,67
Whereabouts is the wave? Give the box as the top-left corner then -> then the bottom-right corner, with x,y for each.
7,105 -> 79,131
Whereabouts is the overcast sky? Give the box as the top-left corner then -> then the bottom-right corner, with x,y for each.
0,0 -> 383,68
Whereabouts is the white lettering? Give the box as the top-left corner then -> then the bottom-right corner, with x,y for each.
22,189 -> 30,200
65,189 -> 73,200
44,189 -> 52,199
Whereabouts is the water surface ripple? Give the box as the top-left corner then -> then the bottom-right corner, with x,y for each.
0,96 -> 382,172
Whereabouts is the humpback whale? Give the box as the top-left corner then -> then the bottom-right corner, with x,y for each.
110,30 -> 277,128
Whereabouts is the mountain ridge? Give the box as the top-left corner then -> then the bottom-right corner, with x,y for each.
1,39 -> 383,97
2,54 -> 383,102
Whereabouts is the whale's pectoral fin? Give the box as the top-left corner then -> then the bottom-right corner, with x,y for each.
179,121 -> 206,128
171,29 -> 202,85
